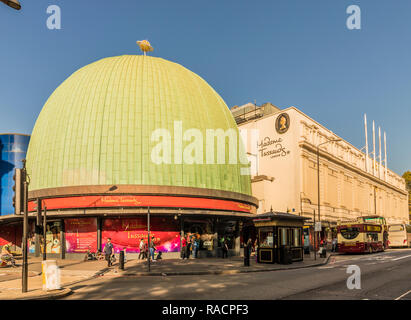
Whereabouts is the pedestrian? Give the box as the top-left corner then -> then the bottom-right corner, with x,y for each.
246,238 -> 253,258
331,237 -> 337,252
103,238 -> 114,267
181,235 -> 187,259
138,238 -> 146,260
243,238 -> 252,266
254,239 -> 258,262
149,236 -> 156,262
0,243 -> 16,267
222,239 -> 228,258
193,235 -> 199,259
185,236 -> 191,259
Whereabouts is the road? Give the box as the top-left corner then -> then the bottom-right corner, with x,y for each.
64,249 -> 411,300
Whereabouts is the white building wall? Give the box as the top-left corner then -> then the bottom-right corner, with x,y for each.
237,106 -> 409,225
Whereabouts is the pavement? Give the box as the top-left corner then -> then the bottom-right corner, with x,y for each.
0,256 -> 111,300
0,252 -> 330,299
107,252 -> 331,277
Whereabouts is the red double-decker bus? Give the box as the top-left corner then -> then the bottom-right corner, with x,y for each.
337,216 -> 388,254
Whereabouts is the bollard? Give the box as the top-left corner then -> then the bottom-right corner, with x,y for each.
119,250 -> 124,270
42,260 -> 61,291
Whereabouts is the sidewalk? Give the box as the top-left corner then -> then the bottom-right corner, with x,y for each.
107,252 -> 331,277
0,257 -> 111,300
0,252 -> 331,299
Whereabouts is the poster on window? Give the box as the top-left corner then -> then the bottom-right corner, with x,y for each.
40,222 -> 62,254
65,218 -> 97,253
102,217 -> 180,253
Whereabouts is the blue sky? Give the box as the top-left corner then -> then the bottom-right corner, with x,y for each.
0,0 -> 410,175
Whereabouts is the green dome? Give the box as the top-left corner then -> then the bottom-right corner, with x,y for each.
27,55 -> 251,195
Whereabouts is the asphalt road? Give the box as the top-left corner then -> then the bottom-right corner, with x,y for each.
64,249 -> 411,300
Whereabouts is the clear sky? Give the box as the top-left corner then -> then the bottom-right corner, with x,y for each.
0,0 -> 410,175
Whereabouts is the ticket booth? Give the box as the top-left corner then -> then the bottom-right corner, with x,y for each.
253,211 -> 309,264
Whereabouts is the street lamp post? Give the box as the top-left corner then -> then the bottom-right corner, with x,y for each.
0,0 -> 21,10
21,159 -> 28,293
316,138 -> 341,259
147,206 -> 151,272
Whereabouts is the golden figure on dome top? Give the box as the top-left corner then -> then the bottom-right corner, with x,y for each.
137,40 -> 154,55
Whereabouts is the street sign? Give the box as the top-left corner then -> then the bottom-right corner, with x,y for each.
315,222 -> 322,232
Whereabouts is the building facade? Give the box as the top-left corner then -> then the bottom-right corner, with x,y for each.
234,104 -> 409,241
0,134 -> 30,216
0,134 -> 30,249
0,55 -> 258,258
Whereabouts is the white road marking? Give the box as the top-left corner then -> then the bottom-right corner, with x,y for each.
317,266 -> 335,269
333,251 -> 411,265
395,289 -> 411,300
392,254 -> 411,261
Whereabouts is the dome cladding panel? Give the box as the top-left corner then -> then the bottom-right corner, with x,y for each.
26,55 -> 251,195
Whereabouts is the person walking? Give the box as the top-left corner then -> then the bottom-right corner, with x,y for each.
222,239 -> 229,259
138,238 -> 146,260
103,238 -> 114,267
149,236 -> 156,262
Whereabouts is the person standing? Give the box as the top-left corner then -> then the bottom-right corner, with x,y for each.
331,236 -> 338,252
246,238 -> 252,257
185,236 -> 191,259
245,238 -> 253,265
103,238 -> 114,267
138,238 -> 146,260
193,235 -> 199,259
181,235 -> 187,259
222,239 -> 229,259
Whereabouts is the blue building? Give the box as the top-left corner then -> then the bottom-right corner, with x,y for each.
0,134 -> 30,216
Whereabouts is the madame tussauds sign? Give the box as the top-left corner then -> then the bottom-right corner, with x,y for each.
258,136 -> 290,158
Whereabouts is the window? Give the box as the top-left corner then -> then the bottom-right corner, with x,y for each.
259,228 -> 274,248
41,221 -> 62,254
388,225 -> 404,232
366,233 -> 378,242
292,228 -> 302,246
340,227 -> 360,240
279,228 -> 288,246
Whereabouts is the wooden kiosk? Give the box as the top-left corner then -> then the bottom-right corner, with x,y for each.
253,211 -> 309,264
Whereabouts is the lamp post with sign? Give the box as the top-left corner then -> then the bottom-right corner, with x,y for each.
316,138 -> 341,259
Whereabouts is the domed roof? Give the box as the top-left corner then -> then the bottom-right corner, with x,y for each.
26,55 -> 251,196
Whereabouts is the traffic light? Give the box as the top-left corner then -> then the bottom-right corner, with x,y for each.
12,168 -> 24,215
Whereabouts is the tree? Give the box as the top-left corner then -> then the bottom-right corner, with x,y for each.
403,171 -> 411,189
